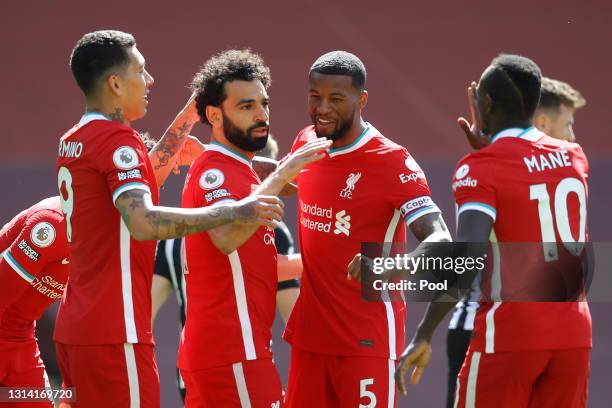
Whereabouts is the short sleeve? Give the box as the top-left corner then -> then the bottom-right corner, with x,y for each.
452,155 -> 497,221
190,161 -> 244,209
386,149 -> 441,226
98,129 -> 153,204
0,209 -> 67,310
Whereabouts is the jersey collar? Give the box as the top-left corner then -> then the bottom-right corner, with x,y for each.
328,123 -> 378,158
490,126 -> 544,144
78,112 -> 110,127
207,142 -> 252,167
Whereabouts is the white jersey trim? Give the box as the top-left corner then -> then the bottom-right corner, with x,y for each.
113,182 -> 151,205
232,362 -> 252,407
458,202 -> 497,222
78,112 -> 109,127
207,142 -> 252,168
228,251 -> 257,361
382,209 -> 402,360
465,351 -> 481,408
3,251 -> 36,283
124,343 -> 141,408
387,359 -> 396,408
328,124 -> 378,158
120,219 -> 138,343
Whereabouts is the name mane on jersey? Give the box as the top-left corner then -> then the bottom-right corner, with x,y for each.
523,150 -> 571,173
58,140 -> 84,159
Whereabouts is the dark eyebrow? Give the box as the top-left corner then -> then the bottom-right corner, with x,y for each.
235,99 -> 256,106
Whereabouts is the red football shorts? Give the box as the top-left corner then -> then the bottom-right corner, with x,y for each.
180,358 -> 283,407
55,342 -> 159,408
454,346 -> 590,408
0,341 -> 53,407
285,348 -> 397,408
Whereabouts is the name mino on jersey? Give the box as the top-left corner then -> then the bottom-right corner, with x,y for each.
58,140 -> 84,158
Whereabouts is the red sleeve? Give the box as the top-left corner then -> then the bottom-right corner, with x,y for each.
385,148 -> 441,226
190,161 -> 244,209
0,209 -> 66,311
97,129 -> 154,204
452,154 -> 498,221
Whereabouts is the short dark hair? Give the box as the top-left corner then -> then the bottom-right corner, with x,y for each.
309,51 -> 366,90
191,49 -> 271,126
69,30 -> 136,96
480,54 -> 542,121
538,77 -> 586,112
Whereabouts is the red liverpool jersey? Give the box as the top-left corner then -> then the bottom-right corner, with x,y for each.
284,124 -> 440,359
453,126 -> 591,352
54,113 -> 158,345
179,142 -> 278,371
0,196 -> 68,342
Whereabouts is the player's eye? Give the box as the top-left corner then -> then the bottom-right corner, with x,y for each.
241,104 -> 252,110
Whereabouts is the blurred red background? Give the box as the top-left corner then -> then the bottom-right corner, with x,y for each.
2,1 -> 611,406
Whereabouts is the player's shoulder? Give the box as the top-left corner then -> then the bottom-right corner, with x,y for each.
19,197 -> 66,250
291,125 -> 318,151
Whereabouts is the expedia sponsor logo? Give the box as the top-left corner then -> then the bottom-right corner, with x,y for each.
118,169 -> 142,181
204,188 -> 231,203
399,171 -> 425,184
452,177 -> 478,191
455,164 -> 470,179
18,239 -> 40,261
58,140 -> 84,158
400,196 -> 434,217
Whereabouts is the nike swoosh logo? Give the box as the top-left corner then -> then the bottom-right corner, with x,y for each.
61,258 -> 69,265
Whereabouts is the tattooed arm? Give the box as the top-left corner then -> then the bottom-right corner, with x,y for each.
115,189 -> 284,241
148,94 -> 200,187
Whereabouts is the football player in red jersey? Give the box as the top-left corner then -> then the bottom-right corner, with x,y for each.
179,49 -> 329,408
0,197 -> 67,407
283,51 -> 452,408
396,54 -> 591,408
55,31 -> 284,408
533,77 -> 586,143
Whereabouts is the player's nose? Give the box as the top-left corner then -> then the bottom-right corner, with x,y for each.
145,70 -> 155,88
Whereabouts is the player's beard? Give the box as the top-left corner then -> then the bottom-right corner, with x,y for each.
313,107 -> 355,142
222,111 -> 269,152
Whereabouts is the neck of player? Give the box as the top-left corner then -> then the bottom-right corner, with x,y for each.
332,118 -> 368,149
210,131 -> 256,161
85,97 -> 130,126
487,117 -> 532,138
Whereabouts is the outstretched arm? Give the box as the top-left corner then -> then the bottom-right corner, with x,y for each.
395,210 -> 492,396
115,189 -> 283,241
207,138 -> 331,254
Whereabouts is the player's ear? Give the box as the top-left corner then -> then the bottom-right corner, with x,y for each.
359,90 -> 368,109
206,105 -> 221,127
106,74 -> 123,97
483,93 -> 494,115
533,112 -> 550,134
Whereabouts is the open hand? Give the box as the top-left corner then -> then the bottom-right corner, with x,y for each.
231,195 -> 284,229
395,339 -> 432,397
457,82 -> 489,150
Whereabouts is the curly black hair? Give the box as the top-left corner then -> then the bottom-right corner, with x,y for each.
70,30 -> 136,96
190,49 -> 271,126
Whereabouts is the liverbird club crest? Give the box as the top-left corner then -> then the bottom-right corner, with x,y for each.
340,172 -> 362,199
